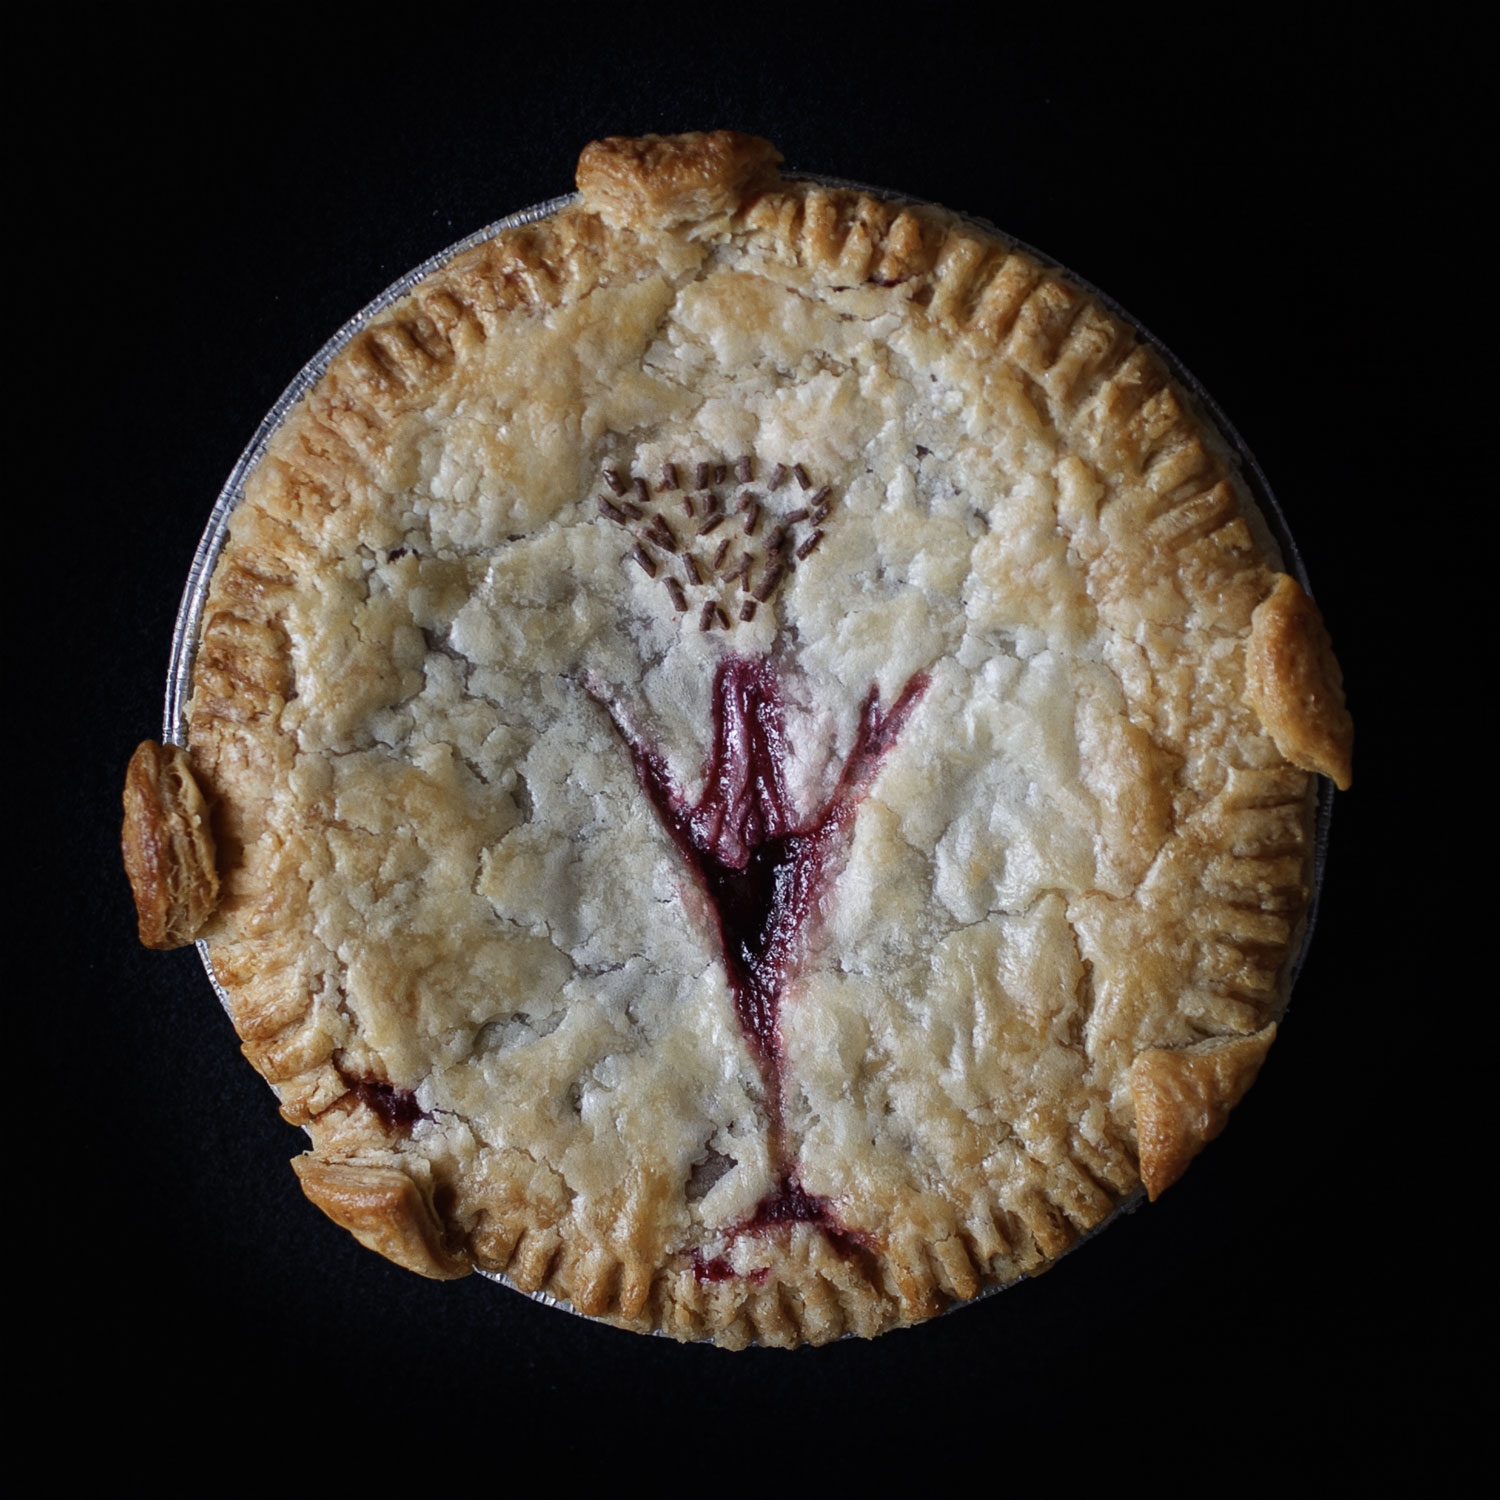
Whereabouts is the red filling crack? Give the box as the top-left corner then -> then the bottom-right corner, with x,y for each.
596,655 -> 928,1272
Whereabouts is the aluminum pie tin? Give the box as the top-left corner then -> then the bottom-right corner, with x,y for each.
165,171 -> 1334,1333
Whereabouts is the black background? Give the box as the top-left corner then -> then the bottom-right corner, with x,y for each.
23,15 -> 1475,1475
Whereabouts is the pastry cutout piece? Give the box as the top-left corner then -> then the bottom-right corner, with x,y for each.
1131,1027 -> 1278,1200
121,740 -> 219,950
1244,574 -> 1354,789
136,132 -> 1351,1345
576,130 -> 783,228
293,1157 -> 471,1281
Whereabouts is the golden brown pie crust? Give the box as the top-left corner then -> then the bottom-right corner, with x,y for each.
1131,1027 -> 1277,1200
124,131 -> 1352,1345
1244,573 -> 1354,790
122,740 -> 219,950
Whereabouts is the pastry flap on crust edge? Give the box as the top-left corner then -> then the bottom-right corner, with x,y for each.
293,1157 -> 471,1281
122,740 -> 220,950
1130,1025 -> 1277,1200
576,130 -> 783,230
1244,574 -> 1353,790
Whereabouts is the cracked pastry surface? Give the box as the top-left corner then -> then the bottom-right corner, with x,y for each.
153,131 -> 1350,1346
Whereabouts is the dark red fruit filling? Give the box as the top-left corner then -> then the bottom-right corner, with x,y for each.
626,657 -> 926,1067
693,1178 -> 876,1281
691,1253 -> 736,1283
347,1077 -> 425,1132
692,1254 -> 769,1286
746,1172 -> 832,1226
601,655 -> 926,1264
746,1174 -> 877,1261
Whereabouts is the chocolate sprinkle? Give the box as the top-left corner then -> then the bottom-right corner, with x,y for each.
714,463 -> 728,485
793,464 -> 811,490
648,516 -> 679,552
665,578 -> 688,612
753,562 -> 784,602
599,498 -> 628,524
694,462 -> 711,489
698,513 -> 727,538
784,508 -> 809,525
682,553 -> 703,585
619,500 -> 643,520
768,464 -> 787,492
631,546 -> 658,577
811,502 -> 831,524
603,467 -> 626,496
713,537 -> 732,570
633,477 -> 650,504
715,603 -> 731,629
735,455 -> 753,483
808,485 -> 831,509
743,501 -> 761,536
660,463 -> 679,490
699,600 -> 718,631
682,496 -> 696,518
797,530 -> 824,560
739,599 -> 758,622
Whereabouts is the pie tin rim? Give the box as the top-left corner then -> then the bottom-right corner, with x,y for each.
164,170 -> 1334,1336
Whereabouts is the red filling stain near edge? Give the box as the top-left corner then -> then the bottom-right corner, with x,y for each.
691,1253 -> 736,1283
692,1254 -> 770,1287
600,655 -> 927,1268
346,1076 -> 425,1132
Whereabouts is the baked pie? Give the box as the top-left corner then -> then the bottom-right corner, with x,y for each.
123,131 -> 1352,1346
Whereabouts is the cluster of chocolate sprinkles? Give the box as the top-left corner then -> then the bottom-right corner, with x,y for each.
594,453 -> 834,629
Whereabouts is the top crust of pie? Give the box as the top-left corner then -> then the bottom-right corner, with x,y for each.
155,131 -> 1349,1346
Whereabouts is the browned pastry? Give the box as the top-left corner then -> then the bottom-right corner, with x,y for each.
292,1157 -> 471,1279
1131,1028 -> 1277,1200
127,131 -> 1351,1345
122,739 -> 219,950
1244,573 -> 1354,789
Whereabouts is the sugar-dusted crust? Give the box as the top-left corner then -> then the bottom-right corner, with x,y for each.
122,740 -> 220,949
164,132 -> 1349,1346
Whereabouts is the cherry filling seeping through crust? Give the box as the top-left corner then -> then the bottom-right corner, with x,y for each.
342,1073 -> 426,1132
596,656 -> 927,1264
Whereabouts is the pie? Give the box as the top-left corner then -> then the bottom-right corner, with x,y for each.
122,131 -> 1352,1347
